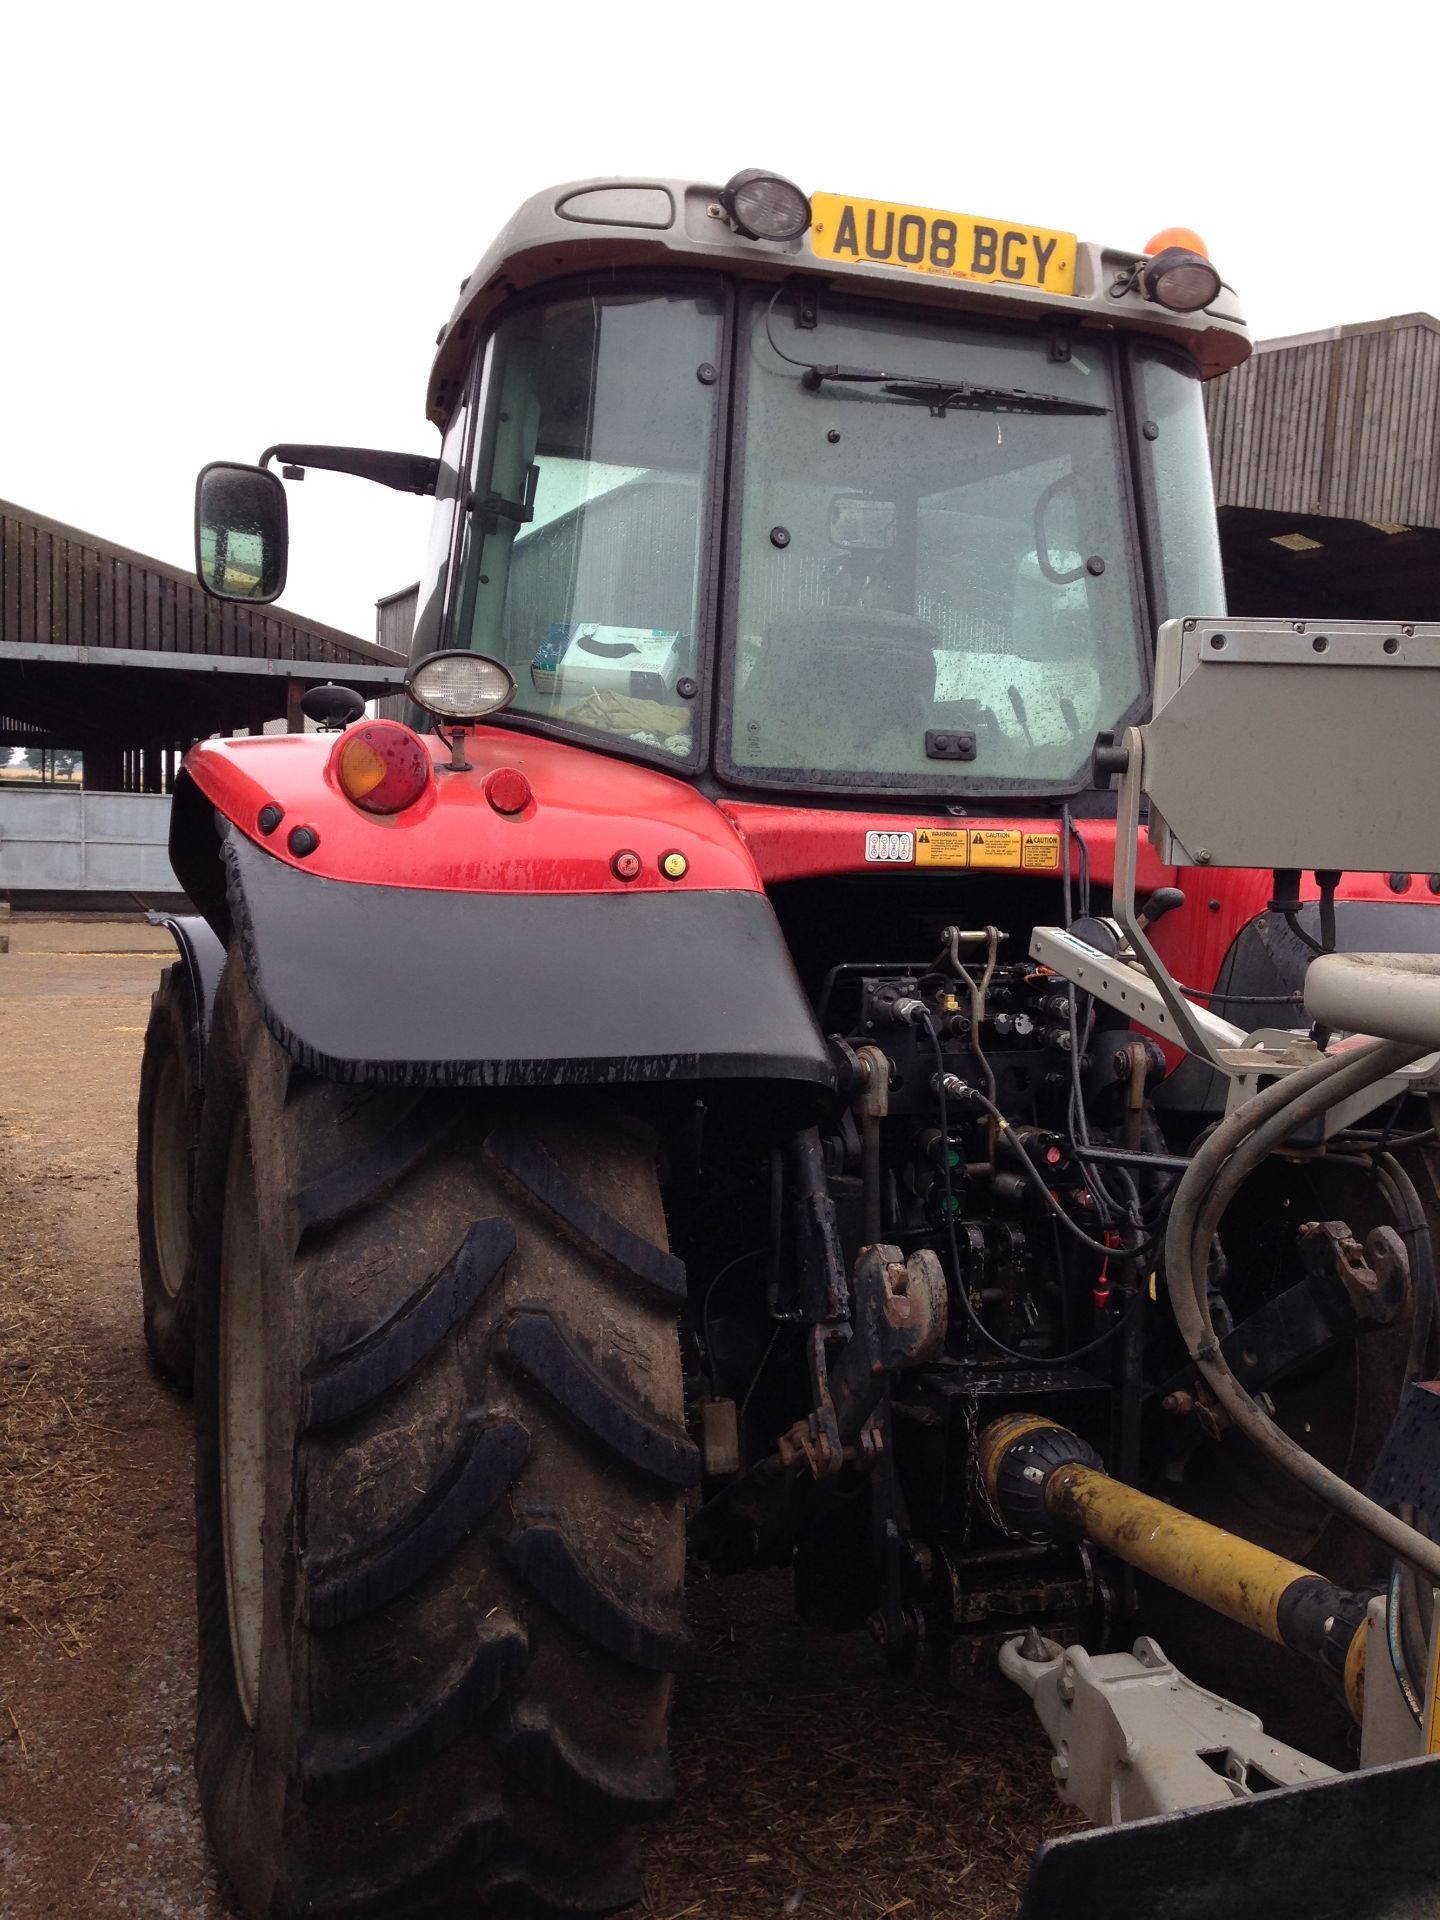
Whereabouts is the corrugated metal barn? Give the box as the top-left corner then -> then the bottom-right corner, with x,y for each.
1204,312 -> 1440,617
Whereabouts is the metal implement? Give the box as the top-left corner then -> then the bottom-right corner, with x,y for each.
1015,1752 -> 1440,1920
995,1422 -> 1440,1918
1001,1632 -> 1336,1824
1145,619 -> 1440,876
1030,616 -> 1440,1104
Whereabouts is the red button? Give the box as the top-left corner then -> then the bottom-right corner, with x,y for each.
611,850 -> 642,881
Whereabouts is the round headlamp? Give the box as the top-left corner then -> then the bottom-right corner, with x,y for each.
721,168 -> 812,243
407,650 -> 516,722
1141,246 -> 1222,314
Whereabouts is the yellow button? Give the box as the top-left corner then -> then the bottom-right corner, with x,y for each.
661,851 -> 688,880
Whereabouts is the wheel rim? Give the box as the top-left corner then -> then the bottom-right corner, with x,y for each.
150,1051 -> 190,1299
219,1118 -> 266,1727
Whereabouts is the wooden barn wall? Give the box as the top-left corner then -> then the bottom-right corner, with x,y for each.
376,586 -> 419,656
1205,319 -> 1440,528
373,587 -> 419,719
0,498 -> 397,667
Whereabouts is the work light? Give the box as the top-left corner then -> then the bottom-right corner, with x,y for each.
407,650 -> 516,722
721,169 -> 812,242
1141,245 -> 1222,314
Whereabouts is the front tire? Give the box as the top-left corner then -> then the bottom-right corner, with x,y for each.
137,962 -> 202,1388
193,961 -> 696,1917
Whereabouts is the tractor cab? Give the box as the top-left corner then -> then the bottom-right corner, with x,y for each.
401,174 -> 1246,803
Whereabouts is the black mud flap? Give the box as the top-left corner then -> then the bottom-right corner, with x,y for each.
221,831 -> 834,1107
149,912 -> 227,1087
1016,1753 -> 1440,1920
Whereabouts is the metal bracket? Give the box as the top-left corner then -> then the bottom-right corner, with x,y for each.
1113,727 -> 1234,1063
778,1245 -> 948,1479
1002,1632 -> 1336,1824
1030,722 -> 1440,1124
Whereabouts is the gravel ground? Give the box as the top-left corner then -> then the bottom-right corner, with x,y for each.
0,916 -> 1072,1918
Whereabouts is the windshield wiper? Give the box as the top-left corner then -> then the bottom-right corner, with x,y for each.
799,365 -> 1107,417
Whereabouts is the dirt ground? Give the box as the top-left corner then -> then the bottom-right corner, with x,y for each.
0,917 -> 1074,1919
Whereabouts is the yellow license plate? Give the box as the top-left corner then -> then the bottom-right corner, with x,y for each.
810,193 -> 1076,296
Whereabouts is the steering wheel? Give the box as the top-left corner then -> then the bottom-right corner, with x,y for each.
1033,474 -> 1087,585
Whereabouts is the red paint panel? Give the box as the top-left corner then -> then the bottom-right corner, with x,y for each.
182,729 -> 762,896
716,802 -> 1173,892
1150,867 -> 1440,1001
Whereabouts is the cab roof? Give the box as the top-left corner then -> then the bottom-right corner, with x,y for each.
428,176 -> 1251,428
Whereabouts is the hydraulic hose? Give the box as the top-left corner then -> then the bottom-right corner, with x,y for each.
1164,1037 -> 1440,1585
1373,1153 -> 1436,1716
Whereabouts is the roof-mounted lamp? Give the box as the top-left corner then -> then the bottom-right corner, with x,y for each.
720,169 -> 812,242
1139,227 -> 1222,313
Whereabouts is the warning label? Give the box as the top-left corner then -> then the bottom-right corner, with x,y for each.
914,829 -> 969,868
1021,833 -> 1062,871
967,829 -> 1023,869
913,829 -> 1062,872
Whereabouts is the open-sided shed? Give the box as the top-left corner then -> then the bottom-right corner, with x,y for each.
0,498 -> 406,793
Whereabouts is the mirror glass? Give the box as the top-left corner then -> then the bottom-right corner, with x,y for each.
195,463 -> 288,602
827,492 -> 897,550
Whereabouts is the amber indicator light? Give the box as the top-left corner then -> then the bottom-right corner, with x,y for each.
333,722 -> 432,815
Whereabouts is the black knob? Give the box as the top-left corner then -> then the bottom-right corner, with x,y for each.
1138,886 -> 1185,930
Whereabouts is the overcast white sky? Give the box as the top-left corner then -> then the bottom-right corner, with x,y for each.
1,3 -> 1432,643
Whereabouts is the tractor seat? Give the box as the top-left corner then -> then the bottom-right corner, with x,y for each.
1304,951 -> 1440,1050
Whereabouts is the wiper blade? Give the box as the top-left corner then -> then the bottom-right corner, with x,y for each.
800,364 -> 1107,417
883,379 -> 1107,417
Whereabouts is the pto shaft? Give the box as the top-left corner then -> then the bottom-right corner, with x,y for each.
978,1414 -> 1370,1718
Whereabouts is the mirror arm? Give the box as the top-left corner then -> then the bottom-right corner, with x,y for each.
259,444 -> 440,497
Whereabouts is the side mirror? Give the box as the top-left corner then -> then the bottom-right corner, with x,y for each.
195,462 -> 288,603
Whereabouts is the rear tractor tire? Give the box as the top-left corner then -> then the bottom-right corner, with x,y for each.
193,961 -> 697,1918
136,962 -> 203,1389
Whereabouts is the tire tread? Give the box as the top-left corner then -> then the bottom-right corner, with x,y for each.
194,964 -> 685,1919
503,1306 -> 699,1488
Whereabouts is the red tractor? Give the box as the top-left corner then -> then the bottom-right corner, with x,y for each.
136,171 -> 1440,1916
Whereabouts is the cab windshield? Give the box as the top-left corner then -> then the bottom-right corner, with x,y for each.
724,291 -> 1147,793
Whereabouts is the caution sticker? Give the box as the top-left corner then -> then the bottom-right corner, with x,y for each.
913,829 -> 1062,872
967,829 -> 1023,869
1022,833 -> 1062,871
